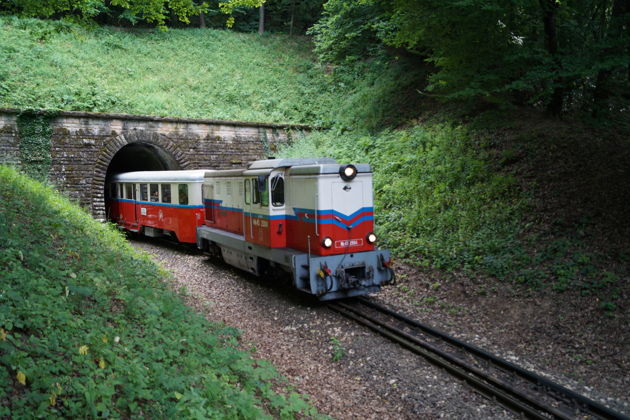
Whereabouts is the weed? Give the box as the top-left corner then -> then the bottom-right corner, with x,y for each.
329,337 -> 346,362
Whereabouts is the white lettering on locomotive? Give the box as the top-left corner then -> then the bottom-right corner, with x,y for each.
334,239 -> 364,248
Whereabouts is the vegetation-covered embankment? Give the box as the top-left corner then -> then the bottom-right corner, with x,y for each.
0,166 -> 318,418
0,16 -> 338,125
280,111 -> 630,311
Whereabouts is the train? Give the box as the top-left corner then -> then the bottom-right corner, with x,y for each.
109,158 -> 394,300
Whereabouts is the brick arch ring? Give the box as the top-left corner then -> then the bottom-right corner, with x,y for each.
90,131 -> 192,221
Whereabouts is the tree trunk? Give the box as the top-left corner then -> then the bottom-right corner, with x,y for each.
289,0 -> 295,37
258,5 -> 265,35
199,11 -> 206,28
592,0 -> 629,116
540,0 -> 563,116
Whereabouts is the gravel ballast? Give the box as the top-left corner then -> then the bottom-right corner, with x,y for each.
131,237 -> 628,418
131,238 -> 512,419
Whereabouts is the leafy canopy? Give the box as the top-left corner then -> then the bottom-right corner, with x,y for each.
0,0 -> 266,28
311,0 -> 630,116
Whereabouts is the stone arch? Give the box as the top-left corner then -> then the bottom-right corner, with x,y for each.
90,130 -> 192,221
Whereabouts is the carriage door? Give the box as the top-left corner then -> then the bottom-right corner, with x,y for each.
125,183 -> 139,228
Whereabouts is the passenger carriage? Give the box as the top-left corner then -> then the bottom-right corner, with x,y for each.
109,170 -> 208,243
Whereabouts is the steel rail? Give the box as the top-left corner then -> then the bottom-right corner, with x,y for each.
328,300 -> 628,420
329,301 -> 568,419
355,297 -> 628,420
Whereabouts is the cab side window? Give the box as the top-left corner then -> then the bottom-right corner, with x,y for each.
271,175 -> 284,207
252,178 -> 260,204
260,178 -> 269,207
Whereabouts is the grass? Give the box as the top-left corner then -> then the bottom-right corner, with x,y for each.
0,16 -> 342,125
0,165 -> 320,418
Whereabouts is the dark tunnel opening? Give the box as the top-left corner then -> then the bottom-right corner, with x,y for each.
104,142 -> 181,220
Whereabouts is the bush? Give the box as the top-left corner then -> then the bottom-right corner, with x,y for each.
280,124 -> 525,276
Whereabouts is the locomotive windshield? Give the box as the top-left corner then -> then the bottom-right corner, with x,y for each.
271,175 -> 284,207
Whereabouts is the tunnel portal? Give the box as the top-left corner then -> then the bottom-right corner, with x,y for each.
104,142 -> 182,220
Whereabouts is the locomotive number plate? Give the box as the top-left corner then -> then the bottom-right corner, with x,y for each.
335,239 -> 364,248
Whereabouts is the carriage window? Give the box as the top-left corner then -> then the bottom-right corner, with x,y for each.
117,184 -> 122,199
226,181 -> 233,197
271,175 -> 284,207
125,183 -> 133,200
140,184 -> 148,201
161,184 -> 171,203
178,184 -> 188,205
244,180 -> 251,204
150,184 -> 159,202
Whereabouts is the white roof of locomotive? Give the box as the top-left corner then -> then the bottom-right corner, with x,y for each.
112,170 -> 212,183
247,158 -> 337,169
288,163 -> 372,175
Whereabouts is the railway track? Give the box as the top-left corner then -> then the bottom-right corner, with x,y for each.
328,298 -> 628,420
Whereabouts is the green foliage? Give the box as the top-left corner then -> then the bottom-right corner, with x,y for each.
326,58 -> 426,132
206,0 -> 324,35
312,0 -> 630,116
0,16 -> 345,125
0,0 -> 204,28
280,120 -> 629,297
16,111 -> 54,182
329,337 -> 345,362
308,0 -> 386,63
0,166 -> 320,418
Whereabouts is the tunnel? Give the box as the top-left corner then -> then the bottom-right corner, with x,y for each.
104,142 -> 182,220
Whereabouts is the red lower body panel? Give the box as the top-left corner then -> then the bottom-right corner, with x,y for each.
110,199 -> 204,243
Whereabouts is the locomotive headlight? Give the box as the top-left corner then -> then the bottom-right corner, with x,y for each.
367,232 -> 377,244
322,237 -> 333,248
339,164 -> 357,181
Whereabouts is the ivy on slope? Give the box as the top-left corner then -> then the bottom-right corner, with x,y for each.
16,111 -> 54,182
0,166 -> 319,419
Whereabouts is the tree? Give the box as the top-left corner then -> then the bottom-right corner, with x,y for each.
0,0 -> 268,29
311,0 -> 630,117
